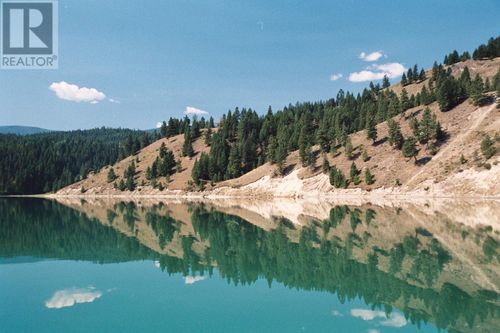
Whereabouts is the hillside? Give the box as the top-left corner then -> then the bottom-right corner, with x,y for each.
56,58 -> 500,198
0,125 -> 51,135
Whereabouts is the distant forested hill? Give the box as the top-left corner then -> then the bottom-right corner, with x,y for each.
0,126 -> 51,135
0,128 -> 155,194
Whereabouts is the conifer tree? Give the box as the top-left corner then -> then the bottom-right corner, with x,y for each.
322,156 -> 330,174
350,162 -> 360,185
419,69 -> 426,81
160,121 -> 168,138
365,168 -> 375,185
365,114 -> 377,144
481,134 -> 496,159
382,75 -> 390,89
182,129 -> 195,157
204,127 -> 212,146
401,73 -> 408,86
329,166 -> 347,189
107,168 -> 117,183
345,138 -> 353,159
401,88 -> 410,111
402,136 -> 418,162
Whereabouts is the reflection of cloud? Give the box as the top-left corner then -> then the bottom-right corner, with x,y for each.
184,276 -> 206,284
45,287 -> 102,309
367,330 -> 380,333
380,313 -> 407,327
331,310 -> 344,317
351,308 -> 407,328
351,309 -> 386,320
154,260 -> 161,268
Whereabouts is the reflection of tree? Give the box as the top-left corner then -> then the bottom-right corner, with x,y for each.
2,199 -> 498,333
186,206 -> 497,332
0,199 -> 154,263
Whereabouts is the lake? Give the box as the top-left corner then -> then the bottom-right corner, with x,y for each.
1,198 -> 499,333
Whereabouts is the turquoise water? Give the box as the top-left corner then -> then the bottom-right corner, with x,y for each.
1,198 -> 499,332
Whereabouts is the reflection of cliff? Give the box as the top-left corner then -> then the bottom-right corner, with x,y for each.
15,197 -> 500,333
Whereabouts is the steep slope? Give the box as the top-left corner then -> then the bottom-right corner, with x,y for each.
56,58 -> 500,197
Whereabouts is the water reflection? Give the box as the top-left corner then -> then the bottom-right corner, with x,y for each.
1,198 -> 499,332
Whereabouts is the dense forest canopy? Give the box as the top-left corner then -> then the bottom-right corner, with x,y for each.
0,128 -> 153,194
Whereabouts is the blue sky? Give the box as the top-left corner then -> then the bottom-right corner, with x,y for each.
1,0 -> 499,130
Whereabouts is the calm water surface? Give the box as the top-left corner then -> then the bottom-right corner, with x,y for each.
1,198 -> 499,333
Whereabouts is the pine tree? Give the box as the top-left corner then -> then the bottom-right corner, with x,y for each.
419,69 -> 426,81
382,75 -> 390,89
365,113 -> 377,144
204,127 -> 212,146
118,179 -> 126,191
182,129 -> 195,157
350,162 -> 360,185
160,121 -> 168,138
402,136 -> 418,162
322,156 -> 330,174
365,168 -> 375,185
407,68 -> 414,84
437,76 -> 467,111
345,138 -> 353,159
329,166 -> 348,189
481,134 -> 496,159
107,168 -> 117,183
401,73 -> 408,86
226,145 -> 242,179
401,88 -> 410,111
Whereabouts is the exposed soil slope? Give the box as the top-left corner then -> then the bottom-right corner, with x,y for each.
56,58 -> 500,198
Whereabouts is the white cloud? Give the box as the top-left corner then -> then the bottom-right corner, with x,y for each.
49,81 -> 106,103
155,122 -> 163,129
331,310 -> 344,317
184,276 -> 206,284
380,313 -> 407,327
348,62 -> 405,82
108,98 -> 120,104
351,309 -> 386,321
359,51 -> 385,62
45,287 -> 102,309
184,106 -> 208,116
330,73 -> 343,81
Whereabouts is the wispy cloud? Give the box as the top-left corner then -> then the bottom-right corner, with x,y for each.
45,287 -> 102,309
184,106 -> 209,116
49,81 -> 106,103
348,62 -> 405,82
184,276 -> 206,284
108,98 -> 120,104
367,330 -> 380,333
330,73 -> 343,81
359,51 -> 385,62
